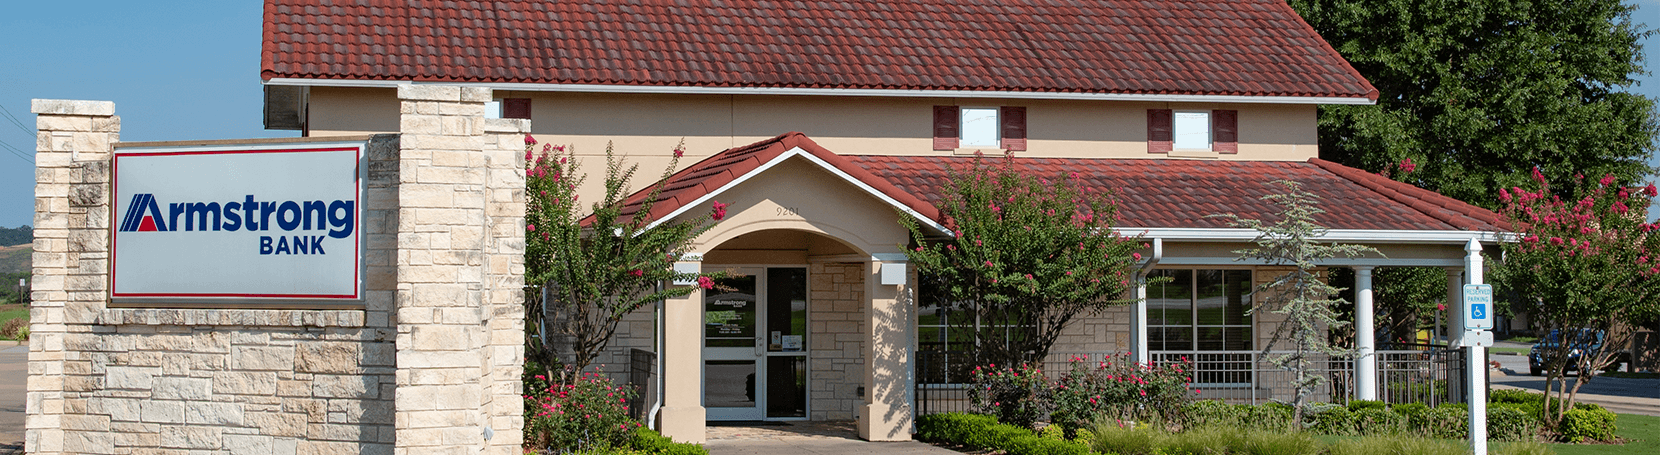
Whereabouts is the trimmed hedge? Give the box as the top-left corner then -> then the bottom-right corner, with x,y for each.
630,428 -> 708,455
1560,406 -> 1618,443
915,413 -> 1088,455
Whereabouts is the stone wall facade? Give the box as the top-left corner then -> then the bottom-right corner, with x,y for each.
27,88 -> 526,454
807,262 -> 865,421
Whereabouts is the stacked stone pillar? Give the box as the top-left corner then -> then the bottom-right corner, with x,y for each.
858,260 -> 912,441
28,100 -> 119,454
392,85 -> 523,454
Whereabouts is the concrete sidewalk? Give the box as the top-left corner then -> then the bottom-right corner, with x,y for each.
705,421 -> 956,455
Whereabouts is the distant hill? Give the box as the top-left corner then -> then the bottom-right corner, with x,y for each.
0,226 -> 29,247
0,245 -> 27,275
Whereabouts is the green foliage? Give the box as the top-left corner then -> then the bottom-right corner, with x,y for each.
1309,404 -> 1357,436
0,226 -> 30,247
628,428 -> 707,455
1327,435 -> 1466,455
1560,406 -> 1618,443
1489,405 -> 1543,442
1050,354 -> 1196,431
1495,441 -> 1554,455
968,362 -> 1052,430
1391,402 -> 1429,419
1181,399 -> 1243,428
1288,0 -> 1657,210
1000,433 -> 1090,455
1493,172 -> 1660,429
1089,422 -> 1161,455
524,139 -> 721,374
1243,402 -> 1296,432
522,367 -> 642,452
915,412 -> 999,444
1352,408 -> 1406,436
901,153 -> 1142,367
1346,400 -> 1386,412
1092,423 -> 1320,455
0,271 -> 28,304
1212,180 -> 1377,422
1413,406 -> 1470,439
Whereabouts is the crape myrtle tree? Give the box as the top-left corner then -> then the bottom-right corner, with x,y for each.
901,153 -> 1143,370
1492,170 -> 1660,429
523,136 -> 724,381
1212,180 -> 1376,424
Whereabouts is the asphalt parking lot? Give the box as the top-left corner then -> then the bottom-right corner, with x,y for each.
0,343 -> 24,454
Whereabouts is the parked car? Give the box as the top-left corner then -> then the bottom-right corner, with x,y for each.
1529,329 -> 1628,375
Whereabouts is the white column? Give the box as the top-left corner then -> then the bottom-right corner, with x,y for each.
1465,239 -> 1487,455
1132,277 -> 1150,365
1353,266 -> 1377,401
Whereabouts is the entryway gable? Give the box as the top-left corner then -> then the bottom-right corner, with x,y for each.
687,155 -> 919,256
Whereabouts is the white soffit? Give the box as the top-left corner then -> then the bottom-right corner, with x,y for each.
264,78 -> 1378,105
1118,227 -> 1510,244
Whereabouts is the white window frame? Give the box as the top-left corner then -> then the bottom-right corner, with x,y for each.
959,107 -> 1000,147
485,99 -> 503,119
1172,110 -> 1212,151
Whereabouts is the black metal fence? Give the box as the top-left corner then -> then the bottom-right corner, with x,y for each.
915,347 -> 1467,416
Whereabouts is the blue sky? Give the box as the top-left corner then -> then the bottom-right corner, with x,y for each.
3,1 -> 1660,228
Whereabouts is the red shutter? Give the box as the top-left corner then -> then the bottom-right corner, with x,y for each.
933,106 -> 959,150
1000,106 -> 1027,151
1147,109 -> 1173,153
503,98 -> 532,119
1213,110 -> 1238,154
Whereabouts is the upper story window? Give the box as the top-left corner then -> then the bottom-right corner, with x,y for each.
488,98 -> 533,120
1148,109 -> 1237,154
934,106 -> 1027,151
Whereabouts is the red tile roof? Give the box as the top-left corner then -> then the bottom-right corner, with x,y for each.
262,0 -> 1377,100
618,133 -> 1508,233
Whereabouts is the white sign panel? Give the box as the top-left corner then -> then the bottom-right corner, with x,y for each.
1463,284 -> 1493,330
112,142 -> 365,302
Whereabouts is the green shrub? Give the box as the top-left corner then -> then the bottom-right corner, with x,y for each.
1241,402 -> 1294,431
1559,406 -> 1617,443
524,368 -> 643,453
1230,428 -> 1320,455
1493,441 -> 1553,455
1309,404 -> 1356,435
1050,353 -> 1196,431
1391,402 -> 1430,420
1487,406 -> 1540,442
1490,389 -> 1545,405
1346,400 -> 1387,412
914,412 -> 997,444
1001,433 -> 1090,455
1352,408 -> 1406,436
1071,426 -> 1095,447
1160,426 -> 1235,455
963,423 -> 1033,451
1182,399 -> 1241,428
1038,423 -> 1066,441
629,428 -> 708,455
969,363 -> 1052,429
1408,405 -> 1468,439
1327,435 -> 1465,455
1090,422 -> 1162,455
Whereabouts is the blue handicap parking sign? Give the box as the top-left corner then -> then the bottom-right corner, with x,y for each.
1463,284 -> 1494,330
1472,303 -> 1486,320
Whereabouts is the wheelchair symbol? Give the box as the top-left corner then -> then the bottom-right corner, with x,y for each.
1471,304 -> 1486,319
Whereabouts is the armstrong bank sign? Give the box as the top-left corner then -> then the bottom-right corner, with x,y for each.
112,142 -> 365,303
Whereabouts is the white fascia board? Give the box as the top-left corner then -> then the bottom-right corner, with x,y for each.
1118,228 -> 1511,244
641,147 -> 953,236
1156,257 -> 1466,267
263,78 -> 1377,105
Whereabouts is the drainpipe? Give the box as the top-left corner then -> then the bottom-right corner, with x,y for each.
647,288 -> 665,430
1132,238 -> 1163,365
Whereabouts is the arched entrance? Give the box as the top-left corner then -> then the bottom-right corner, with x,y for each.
698,229 -> 865,421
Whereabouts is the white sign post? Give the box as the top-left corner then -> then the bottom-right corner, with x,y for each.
1463,283 -> 1494,455
111,141 -> 366,305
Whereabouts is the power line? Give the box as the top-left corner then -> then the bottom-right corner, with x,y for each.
0,104 -> 33,138
0,139 -> 33,165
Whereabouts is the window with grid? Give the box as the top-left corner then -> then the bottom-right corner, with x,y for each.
916,301 -> 1028,384
1148,269 -> 1253,384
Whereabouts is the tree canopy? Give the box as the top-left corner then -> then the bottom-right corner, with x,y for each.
1290,0 -> 1657,208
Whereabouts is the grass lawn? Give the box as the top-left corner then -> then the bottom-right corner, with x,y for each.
1551,413 -> 1660,455
1491,346 -> 1531,355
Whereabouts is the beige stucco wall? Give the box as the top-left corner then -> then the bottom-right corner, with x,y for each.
306,88 -> 1319,215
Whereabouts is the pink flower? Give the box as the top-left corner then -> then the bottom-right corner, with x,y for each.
527,224 -> 535,232
711,201 -> 728,220
1132,253 -> 1142,261
1647,184 -> 1658,197
524,134 -> 537,145
673,147 -> 685,158
1399,158 -> 1416,173
1601,174 -> 1617,186
1437,303 -> 1446,311
984,260 -> 994,267
697,276 -> 714,290
629,269 -> 644,277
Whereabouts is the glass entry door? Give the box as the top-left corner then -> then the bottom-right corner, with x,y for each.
703,267 -> 808,421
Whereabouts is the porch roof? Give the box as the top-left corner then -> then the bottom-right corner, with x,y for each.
617,133 -> 1510,234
